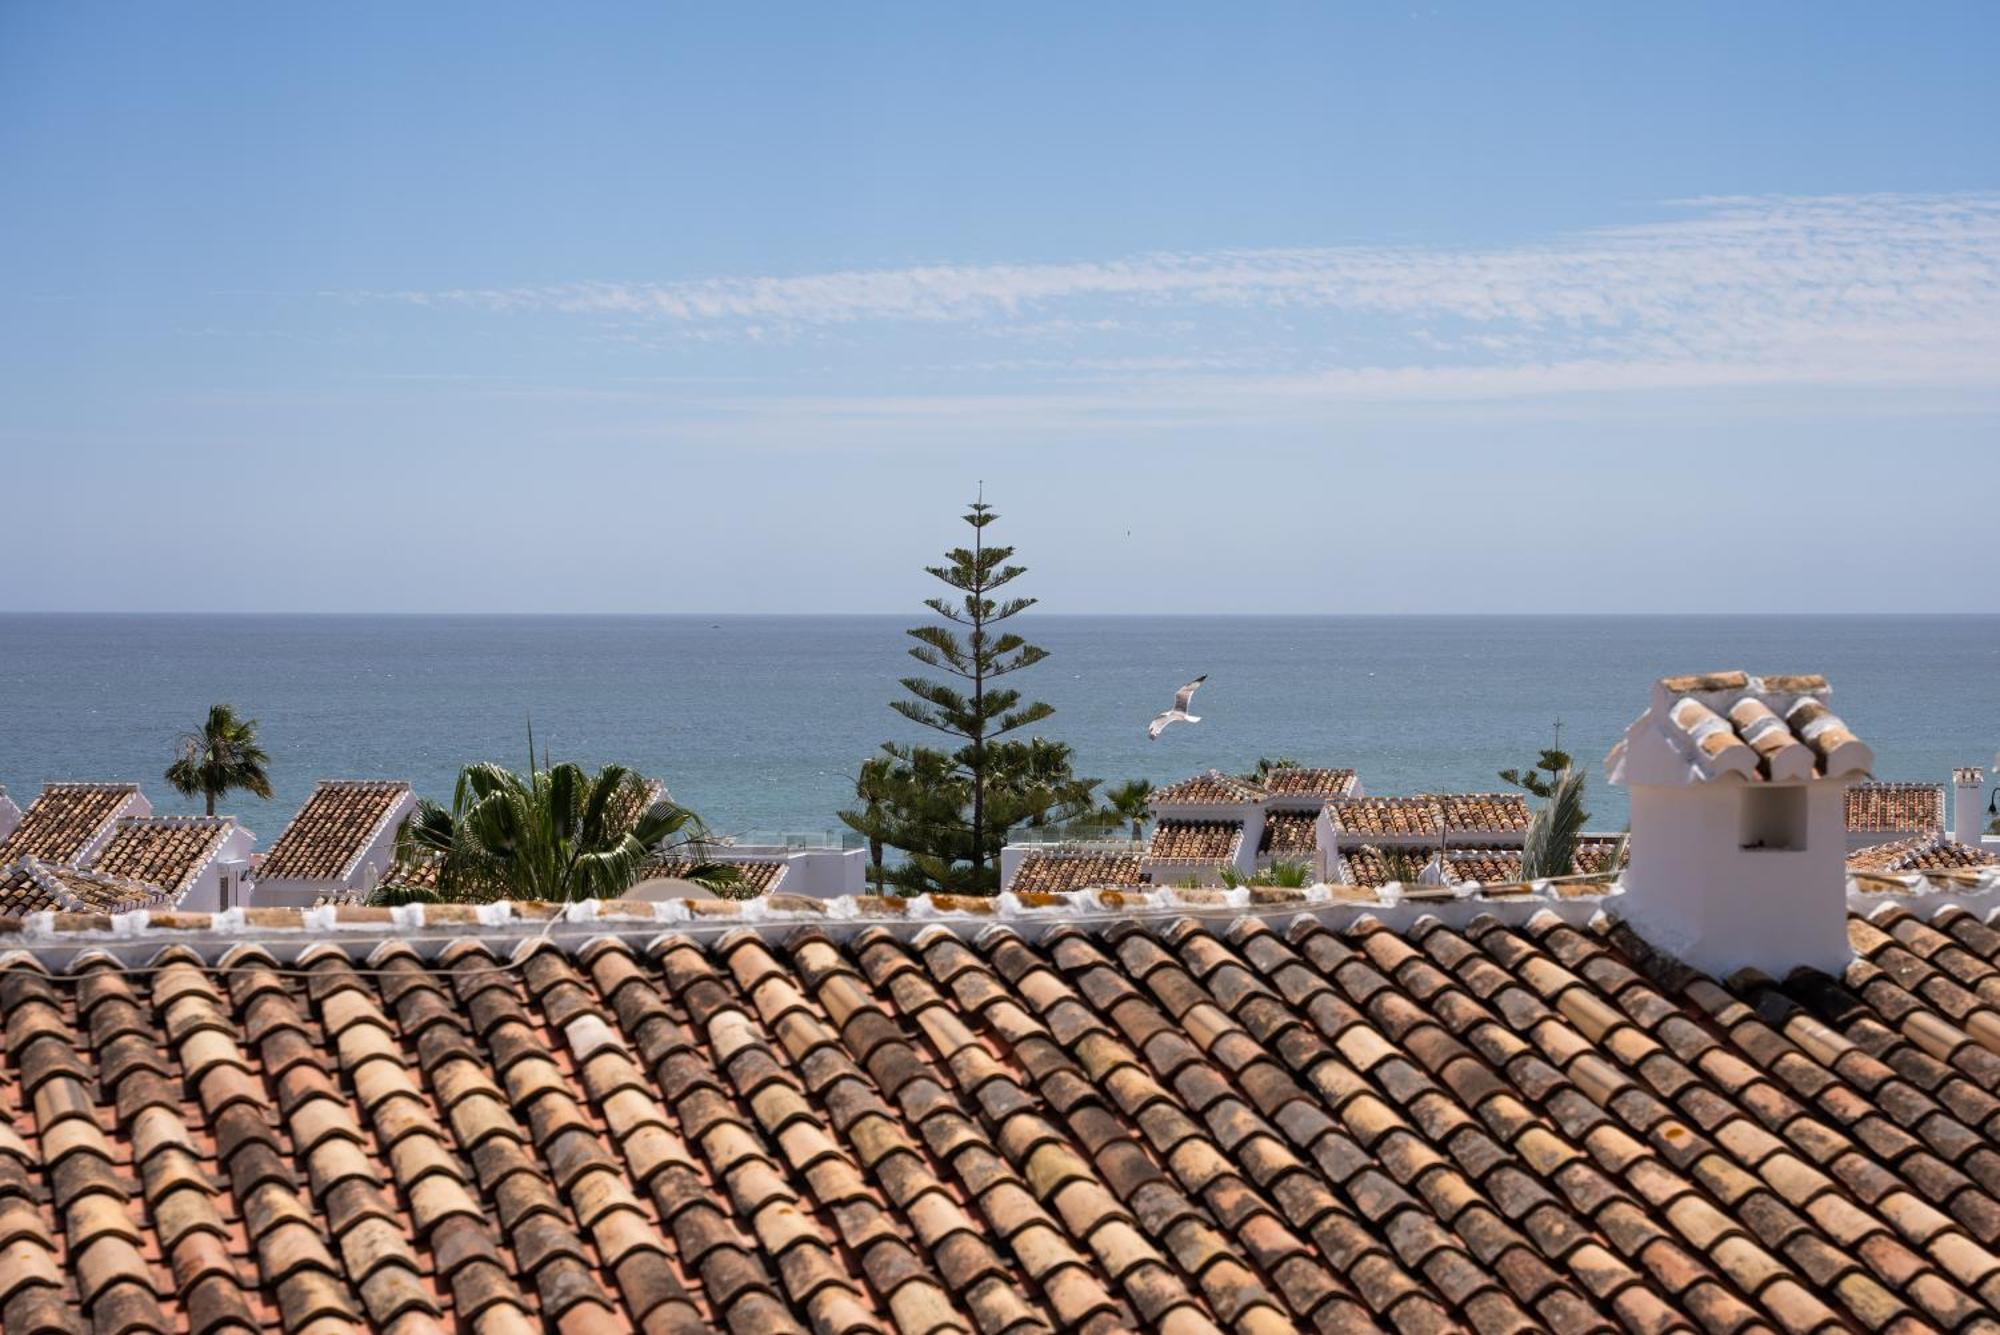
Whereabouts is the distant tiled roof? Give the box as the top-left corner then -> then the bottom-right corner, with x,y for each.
1327,795 -> 1443,839
1146,819 -> 1243,863
7,881 -> 2000,1331
0,856 -> 168,914
380,853 -> 443,891
1336,840 -> 1625,888
85,816 -> 231,894
1257,811 -> 1319,856
1149,771 -> 1264,806
1328,792 -> 1535,842
1441,846 -> 1524,885
1848,834 -> 2000,874
610,776 -> 669,830
646,856 -> 788,896
1258,766 -> 1357,800
257,780 -> 409,881
1010,849 -> 1145,894
1437,792 -> 1531,832
1571,836 -> 1630,875
0,782 -> 137,865
1846,782 -> 1946,834
1613,669 -> 1871,784
1335,845 -> 1437,888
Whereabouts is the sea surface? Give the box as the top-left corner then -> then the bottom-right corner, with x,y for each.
2,614 -> 1996,844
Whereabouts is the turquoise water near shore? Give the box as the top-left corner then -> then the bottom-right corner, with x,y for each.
2,614 -> 1996,843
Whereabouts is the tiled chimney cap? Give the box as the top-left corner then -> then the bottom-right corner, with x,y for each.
1610,670 -> 1871,787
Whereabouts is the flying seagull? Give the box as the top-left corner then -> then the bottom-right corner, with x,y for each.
1148,675 -> 1206,739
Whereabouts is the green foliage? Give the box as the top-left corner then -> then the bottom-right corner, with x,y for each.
843,495 -> 1095,895
1245,757 -> 1302,784
165,704 -> 274,817
1366,845 -> 1424,885
845,755 -> 902,892
1499,747 -> 1573,799
1099,779 -> 1154,841
1223,859 -> 1315,889
376,728 -> 734,904
1521,767 -> 1591,880
1257,859 -> 1314,888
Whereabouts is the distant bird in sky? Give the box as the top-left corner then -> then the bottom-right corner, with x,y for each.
1148,675 -> 1206,739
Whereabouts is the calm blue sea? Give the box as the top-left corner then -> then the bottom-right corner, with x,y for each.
2,615 -> 1996,843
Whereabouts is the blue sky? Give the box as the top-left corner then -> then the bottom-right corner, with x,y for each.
3,4 -> 1996,613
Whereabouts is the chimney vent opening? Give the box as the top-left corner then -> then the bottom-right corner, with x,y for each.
1740,785 -> 1806,851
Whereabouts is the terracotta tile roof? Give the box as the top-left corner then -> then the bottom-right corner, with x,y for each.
1846,781 -> 1947,834
1010,849 -> 1145,894
1327,795 -> 1443,839
11,887 -> 2000,1333
0,782 -> 138,866
1146,819 -> 1243,863
380,853 -> 444,891
0,856 -> 169,914
1571,836 -> 1630,875
1334,845 -> 1437,888
1336,840 -> 1627,889
1440,846 -> 1524,884
1435,792 -> 1531,832
1848,834 -> 2000,874
1149,771 -> 1264,806
1258,766 -> 1357,800
85,816 -> 232,895
645,856 -> 789,896
611,776 -> 670,830
1256,810 -> 1319,857
256,780 -> 410,882
1614,669 -> 1871,784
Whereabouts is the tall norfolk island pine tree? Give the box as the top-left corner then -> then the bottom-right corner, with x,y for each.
841,494 -> 1096,894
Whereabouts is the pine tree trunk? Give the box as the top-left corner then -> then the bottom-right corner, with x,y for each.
969,516 -> 986,884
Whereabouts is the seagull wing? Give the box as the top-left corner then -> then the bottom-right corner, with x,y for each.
1173,675 -> 1207,713
1148,710 -> 1181,740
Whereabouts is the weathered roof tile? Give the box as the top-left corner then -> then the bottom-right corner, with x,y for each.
258,780 -> 410,882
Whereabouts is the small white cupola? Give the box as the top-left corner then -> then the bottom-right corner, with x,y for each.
1607,670 -> 1872,978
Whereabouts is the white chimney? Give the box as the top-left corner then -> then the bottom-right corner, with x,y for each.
0,788 -> 18,845
1954,767 -> 1987,845
1607,671 -> 1872,979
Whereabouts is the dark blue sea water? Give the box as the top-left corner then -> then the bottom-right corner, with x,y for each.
2,615 -> 1995,844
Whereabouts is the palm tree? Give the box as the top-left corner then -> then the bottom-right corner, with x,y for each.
165,704 -> 273,816
1521,767 -> 1590,880
383,737 -> 734,903
1100,779 -> 1154,841
846,756 -> 900,891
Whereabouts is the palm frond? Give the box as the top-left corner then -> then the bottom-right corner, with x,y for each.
1521,768 -> 1590,880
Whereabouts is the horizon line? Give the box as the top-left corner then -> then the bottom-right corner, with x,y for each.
3,609 -> 1996,620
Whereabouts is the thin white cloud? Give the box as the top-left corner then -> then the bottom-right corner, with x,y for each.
355,193 -> 2000,405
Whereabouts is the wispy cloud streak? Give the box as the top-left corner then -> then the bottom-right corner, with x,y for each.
359,194 -> 2000,403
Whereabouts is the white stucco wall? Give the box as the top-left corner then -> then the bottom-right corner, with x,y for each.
1955,772 -> 1988,844
721,844 -> 866,898
178,823 -> 257,913
1620,780 -> 1852,979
